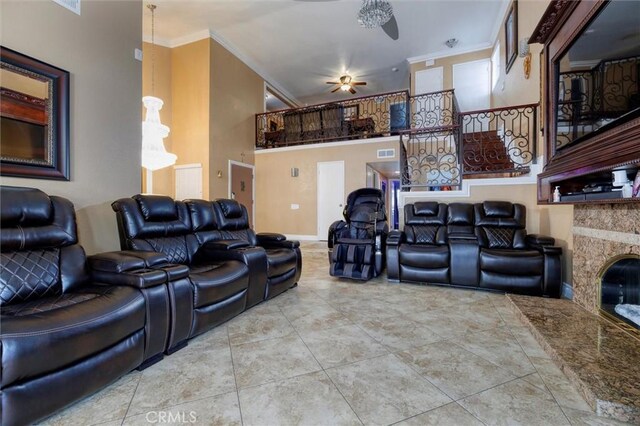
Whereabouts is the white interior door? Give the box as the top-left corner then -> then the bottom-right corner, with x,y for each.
453,59 -> 491,112
415,67 -> 443,95
317,161 -> 345,240
175,164 -> 203,200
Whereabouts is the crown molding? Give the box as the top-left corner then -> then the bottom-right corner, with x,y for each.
142,29 -> 300,107
406,42 -> 493,65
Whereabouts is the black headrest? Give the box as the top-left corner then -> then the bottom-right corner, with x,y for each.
481,201 -> 514,218
1,186 -> 52,227
413,202 -> 438,216
447,203 -> 474,225
474,201 -> 526,228
212,199 -> 249,231
185,199 -> 218,232
344,188 -> 386,222
404,203 -> 447,226
133,195 -> 179,221
0,186 -> 77,251
217,199 -> 244,219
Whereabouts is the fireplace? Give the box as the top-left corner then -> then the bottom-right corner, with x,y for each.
599,254 -> 640,334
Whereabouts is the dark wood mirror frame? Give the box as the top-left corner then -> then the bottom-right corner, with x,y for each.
0,47 -> 70,180
531,0 -> 640,204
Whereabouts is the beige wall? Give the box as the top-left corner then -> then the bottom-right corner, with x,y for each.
491,0 -> 550,108
209,39 -> 263,199
410,49 -> 492,94
255,139 -> 398,236
0,1 -> 142,254
142,42 -> 173,197
171,39 -> 211,198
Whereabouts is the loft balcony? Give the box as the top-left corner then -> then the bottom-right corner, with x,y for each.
255,89 -> 538,188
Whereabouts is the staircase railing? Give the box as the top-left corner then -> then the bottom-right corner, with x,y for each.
400,125 -> 462,190
459,103 -> 537,176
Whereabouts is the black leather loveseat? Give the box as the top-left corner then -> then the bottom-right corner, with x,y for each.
0,187 -> 177,425
386,201 -> 562,297
112,195 -> 301,344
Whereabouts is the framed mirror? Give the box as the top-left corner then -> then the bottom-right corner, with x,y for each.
1,47 -> 70,180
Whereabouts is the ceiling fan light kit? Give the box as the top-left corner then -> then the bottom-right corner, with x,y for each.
357,0 -> 393,29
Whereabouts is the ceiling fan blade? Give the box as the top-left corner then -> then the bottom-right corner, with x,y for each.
382,14 -> 399,41
331,86 -> 341,93
326,81 -> 340,85
349,87 -> 356,94
352,82 -> 367,86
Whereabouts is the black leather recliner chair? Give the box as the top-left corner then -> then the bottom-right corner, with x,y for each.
112,195 -> 250,342
186,198 -> 301,304
0,187 -> 171,425
387,201 -> 562,297
474,201 -> 562,297
328,188 -> 389,280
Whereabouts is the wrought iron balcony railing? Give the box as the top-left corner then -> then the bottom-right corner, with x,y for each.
459,103 -> 537,176
255,89 -> 457,149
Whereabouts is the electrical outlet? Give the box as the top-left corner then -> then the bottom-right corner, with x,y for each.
291,204 -> 299,210
134,48 -> 143,61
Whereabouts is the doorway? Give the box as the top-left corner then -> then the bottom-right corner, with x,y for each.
317,161 -> 345,240
228,160 -> 255,227
414,67 -> 444,95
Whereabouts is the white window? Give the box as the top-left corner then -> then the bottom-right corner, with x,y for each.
491,42 -> 500,90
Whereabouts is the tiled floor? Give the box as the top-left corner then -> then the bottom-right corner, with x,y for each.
41,242 -> 632,426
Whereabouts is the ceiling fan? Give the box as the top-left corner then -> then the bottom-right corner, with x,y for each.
294,0 -> 399,41
327,75 -> 367,94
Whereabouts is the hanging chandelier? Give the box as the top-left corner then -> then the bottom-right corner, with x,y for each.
357,0 -> 393,29
142,4 -> 176,172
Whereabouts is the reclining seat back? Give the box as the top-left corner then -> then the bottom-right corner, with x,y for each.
330,188 -> 388,281
403,202 -> 447,245
0,186 -> 86,308
112,195 -> 197,264
1,187 -> 147,425
474,201 -> 527,249
447,203 -> 479,286
396,202 -> 450,284
474,201 -> 544,294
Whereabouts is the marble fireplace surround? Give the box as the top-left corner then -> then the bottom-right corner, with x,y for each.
509,203 -> 640,423
572,204 -> 640,313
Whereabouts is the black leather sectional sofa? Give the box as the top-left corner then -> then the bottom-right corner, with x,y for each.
0,188 -> 300,425
387,201 -> 562,297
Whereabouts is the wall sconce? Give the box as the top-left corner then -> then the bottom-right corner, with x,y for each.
519,37 -> 532,80
291,167 -> 299,178
217,170 -> 222,178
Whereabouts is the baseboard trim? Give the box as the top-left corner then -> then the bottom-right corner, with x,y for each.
285,234 -> 319,241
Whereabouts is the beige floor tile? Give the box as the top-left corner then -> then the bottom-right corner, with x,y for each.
395,402 -> 484,426
231,334 -> 321,389
456,327 -> 536,376
530,356 -> 592,411
123,391 -> 241,426
188,323 -> 229,350
409,308 -> 494,340
227,310 -> 296,346
326,354 -> 451,425
299,324 -> 389,368
397,341 -> 516,400
238,371 -> 362,426
127,345 -> 235,416
355,316 -> 443,351
38,372 -> 140,426
459,378 -> 570,426
281,301 -> 353,332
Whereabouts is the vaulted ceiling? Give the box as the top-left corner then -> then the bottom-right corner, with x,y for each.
144,0 -> 508,106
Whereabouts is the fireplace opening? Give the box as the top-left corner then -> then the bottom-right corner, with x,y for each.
599,254 -> 640,332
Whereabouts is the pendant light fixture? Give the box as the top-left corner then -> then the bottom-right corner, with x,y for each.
142,4 -> 176,172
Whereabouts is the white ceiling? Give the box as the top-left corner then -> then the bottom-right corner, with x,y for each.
144,0 -> 508,106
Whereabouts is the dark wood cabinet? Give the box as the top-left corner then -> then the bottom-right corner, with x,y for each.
531,0 -> 640,204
